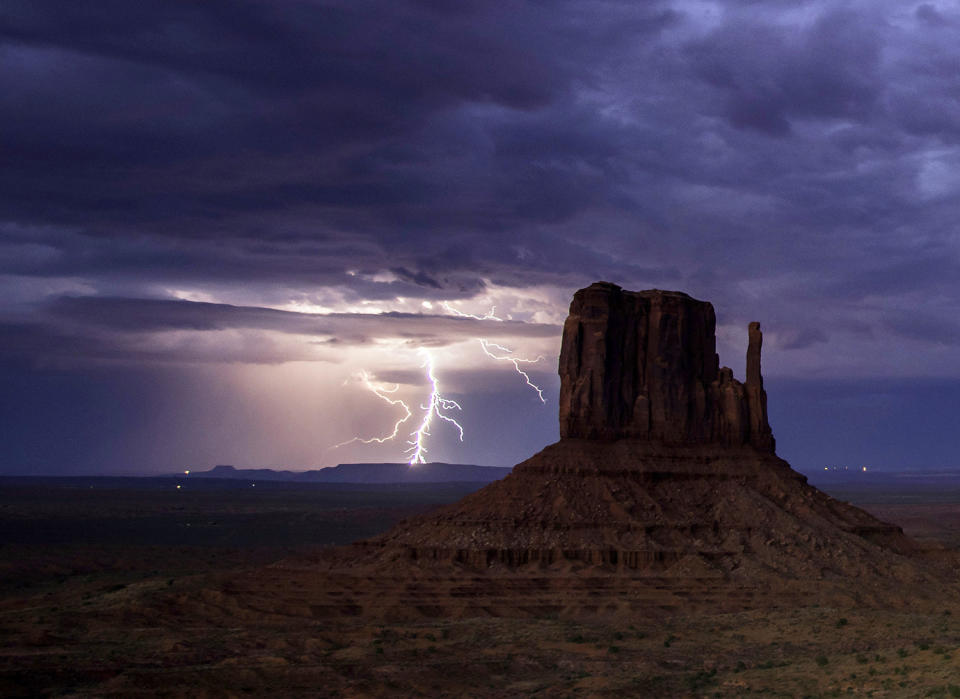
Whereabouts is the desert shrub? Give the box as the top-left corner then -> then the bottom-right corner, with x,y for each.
816,655 -> 829,667
685,669 -> 717,690
835,617 -> 848,628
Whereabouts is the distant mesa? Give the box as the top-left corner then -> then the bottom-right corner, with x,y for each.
183,462 -> 511,484
288,283 -> 952,617
208,464 -> 238,474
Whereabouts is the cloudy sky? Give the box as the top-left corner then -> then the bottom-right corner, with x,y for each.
2,0 -> 959,475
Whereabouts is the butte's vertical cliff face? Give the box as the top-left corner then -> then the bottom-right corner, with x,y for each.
558,282 -> 774,451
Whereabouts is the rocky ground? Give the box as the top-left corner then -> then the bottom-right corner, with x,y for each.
2,482 -> 960,697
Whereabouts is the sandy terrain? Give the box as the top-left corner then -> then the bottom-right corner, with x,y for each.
3,482 -> 960,697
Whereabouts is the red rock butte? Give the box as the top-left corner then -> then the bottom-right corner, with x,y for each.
559,283 -> 773,451
302,282 -> 954,618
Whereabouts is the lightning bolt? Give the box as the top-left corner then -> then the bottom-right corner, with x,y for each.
441,302 -> 502,322
330,371 -> 413,449
442,302 -> 546,401
405,349 -> 464,464
331,303 -> 545,465
478,339 -> 546,403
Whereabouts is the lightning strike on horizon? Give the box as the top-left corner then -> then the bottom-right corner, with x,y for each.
330,371 -> 413,450
332,303 -> 545,465
405,349 -> 464,464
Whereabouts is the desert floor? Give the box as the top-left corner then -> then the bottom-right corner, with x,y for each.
3,477 -> 960,697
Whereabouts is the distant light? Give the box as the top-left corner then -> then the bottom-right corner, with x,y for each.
184,470 -> 190,475
862,466 -> 867,472
176,484 -> 181,489
824,467 -> 828,470
251,483 -> 256,487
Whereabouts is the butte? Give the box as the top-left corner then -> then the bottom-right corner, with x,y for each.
296,283 -> 952,618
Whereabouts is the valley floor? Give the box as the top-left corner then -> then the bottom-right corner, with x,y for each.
3,480 -> 960,697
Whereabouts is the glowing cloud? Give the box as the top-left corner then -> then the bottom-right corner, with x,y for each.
441,302 -> 502,322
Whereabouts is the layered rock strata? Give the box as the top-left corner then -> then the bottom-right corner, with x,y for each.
365,440 -> 917,580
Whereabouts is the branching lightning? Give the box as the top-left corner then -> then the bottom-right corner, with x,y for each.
332,302 -> 546,466
405,350 -> 464,464
442,302 -> 546,402
478,339 -> 546,403
441,302 -> 502,322
330,371 -> 413,449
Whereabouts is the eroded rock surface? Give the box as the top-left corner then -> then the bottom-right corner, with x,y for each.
558,282 -> 774,451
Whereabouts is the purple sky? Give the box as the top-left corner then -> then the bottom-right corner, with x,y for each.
2,1 -> 959,475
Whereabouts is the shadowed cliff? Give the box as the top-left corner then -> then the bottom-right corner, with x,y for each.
558,282 -> 773,451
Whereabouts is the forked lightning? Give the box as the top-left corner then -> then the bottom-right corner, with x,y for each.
332,303 -> 545,465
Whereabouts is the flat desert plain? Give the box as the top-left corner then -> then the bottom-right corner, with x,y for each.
3,477 -> 960,698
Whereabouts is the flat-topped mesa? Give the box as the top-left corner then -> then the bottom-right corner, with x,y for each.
558,282 -> 775,451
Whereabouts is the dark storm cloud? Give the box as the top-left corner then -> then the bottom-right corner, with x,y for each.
0,0 -> 684,295
772,327 -> 828,351
1,0 -> 960,364
882,311 -> 960,346
684,8 -> 883,136
0,317 -> 319,365
4,0 -> 960,475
